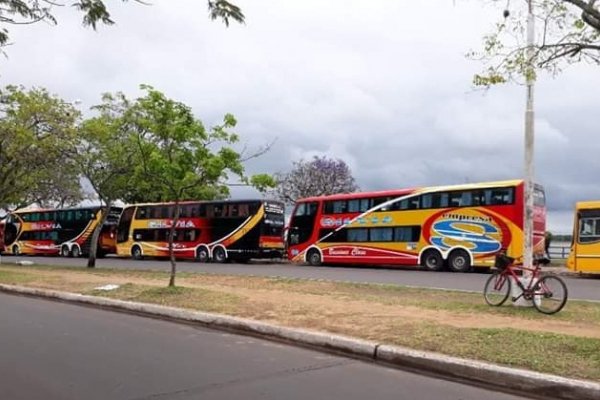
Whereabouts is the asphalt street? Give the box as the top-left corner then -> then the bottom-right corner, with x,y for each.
4,255 -> 600,301
0,292 -> 532,400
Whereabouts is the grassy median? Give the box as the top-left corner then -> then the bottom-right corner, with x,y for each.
0,263 -> 599,381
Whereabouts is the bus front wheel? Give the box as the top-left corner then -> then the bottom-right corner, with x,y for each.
448,249 -> 471,273
72,246 -> 81,258
421,250 -> 443,271
131,245 -> 143,260
307,249 -> 322,266
61,245 -> 71,257
196,247 -> 209,263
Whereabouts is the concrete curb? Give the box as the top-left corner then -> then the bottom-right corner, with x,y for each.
1,284 -> 599,400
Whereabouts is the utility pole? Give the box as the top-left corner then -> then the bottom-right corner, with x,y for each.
523,0 -> 535,273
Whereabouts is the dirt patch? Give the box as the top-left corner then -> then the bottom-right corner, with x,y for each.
2,266 -> 599,339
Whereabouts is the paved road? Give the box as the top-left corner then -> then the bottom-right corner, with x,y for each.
3,255 -> 600,301
0,292 -> 531,400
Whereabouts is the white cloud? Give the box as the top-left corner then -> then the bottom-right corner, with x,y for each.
1,0 -> 599,234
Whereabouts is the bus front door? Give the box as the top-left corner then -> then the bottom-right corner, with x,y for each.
573,213 -> 600,273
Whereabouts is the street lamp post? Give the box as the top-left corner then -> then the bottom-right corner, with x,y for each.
523,0 -> 535,274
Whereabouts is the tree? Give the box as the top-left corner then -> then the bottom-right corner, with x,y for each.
0,0 -> 244,49
74,92 -> 139,268
271,156 -> 359,205
0,85 -> 83,211
471,1 -> 600,86
114,85 -> 273,286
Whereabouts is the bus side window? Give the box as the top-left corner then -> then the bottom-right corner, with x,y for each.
579,218 -> 600,243
348,200 -> 360,213
449,192 -> 462,207
332,201 -> 347,214
347,228 -> 368,242
235,204 -> 248,217
294,203 -> 306,216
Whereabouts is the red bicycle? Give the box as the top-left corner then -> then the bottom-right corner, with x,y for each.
483,252 -> 568,314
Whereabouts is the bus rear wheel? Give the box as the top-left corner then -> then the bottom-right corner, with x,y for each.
421,249 -> 443,271
448,249 -> 471,273
307,249 -> 322,266
131,245 -> 143,260
213,247 -> 227,263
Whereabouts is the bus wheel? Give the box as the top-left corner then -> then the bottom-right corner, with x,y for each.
71,246 -> 81,258
12,245 -> 20,256
448,249 -> 471,273
196,247 -> 209,263
307,249 -> 322,266
213,247 -> 227,263
61,245 -> 71,257
131,245 -> 143,260
421,249 -> 443,271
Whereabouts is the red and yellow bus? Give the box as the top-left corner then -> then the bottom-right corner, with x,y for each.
287,179 -> 546,272
566,201 -> 600,274
0,218 -> 5,253
116,199 -> 285,262
1,206 -> 122,257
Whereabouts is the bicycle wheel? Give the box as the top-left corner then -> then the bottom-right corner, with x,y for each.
484,272 -> 511,306
533,275 -> 568,314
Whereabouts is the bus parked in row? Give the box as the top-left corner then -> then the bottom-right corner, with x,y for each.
0,218 -> 5,253
116,199 -> 285,262
567,201 -> 600,274
287,179 -> 546,272
1,206 -> 122,257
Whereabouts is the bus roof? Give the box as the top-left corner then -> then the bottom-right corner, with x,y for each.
296,179 -> 524,203
10,205 -> 108,214
576,201 -> 600,210
123,199 -> 282,208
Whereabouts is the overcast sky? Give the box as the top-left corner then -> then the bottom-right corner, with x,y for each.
1,0 -> 598,233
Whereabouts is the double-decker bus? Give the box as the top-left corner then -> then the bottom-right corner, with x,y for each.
116,199 -> 285,262
1,206 -> 122,257
0,218 -> 5,253
287,179 -> 546,272
566,201 -> 600,274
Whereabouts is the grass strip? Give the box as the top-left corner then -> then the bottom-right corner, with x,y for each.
1,264 -> 599,381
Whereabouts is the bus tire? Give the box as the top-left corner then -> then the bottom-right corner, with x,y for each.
71,246 -> 81,258
421,249 -> 443,271
213,247 -> 227,263
448,249 -> 471,273
196,247 -> 209,263
131,245 -> 143,260
307,249 -> 322,266
12,245 -> 20,256
61,245 -> 71,257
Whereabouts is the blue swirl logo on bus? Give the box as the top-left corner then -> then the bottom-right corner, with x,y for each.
430,220 -> 502,254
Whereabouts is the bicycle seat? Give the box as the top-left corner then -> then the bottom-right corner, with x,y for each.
494,253 -> 515,269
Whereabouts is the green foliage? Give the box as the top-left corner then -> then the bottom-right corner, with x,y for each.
472,1 -> 600,87
92,85 -> 273,283
0,85 -> 83,210
0,0 -> 244,48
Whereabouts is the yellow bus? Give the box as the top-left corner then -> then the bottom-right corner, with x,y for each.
116,199 -> 285,262
566,201 -> 600,274
287,179 -> 547,272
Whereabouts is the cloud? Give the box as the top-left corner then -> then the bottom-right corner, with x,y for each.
1,0 -> 598,233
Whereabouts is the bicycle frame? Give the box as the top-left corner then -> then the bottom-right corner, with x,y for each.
494,263 -> 542,302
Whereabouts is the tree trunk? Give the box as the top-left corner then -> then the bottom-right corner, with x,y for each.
168,201 -> 180,287
87,199 -> 112,268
